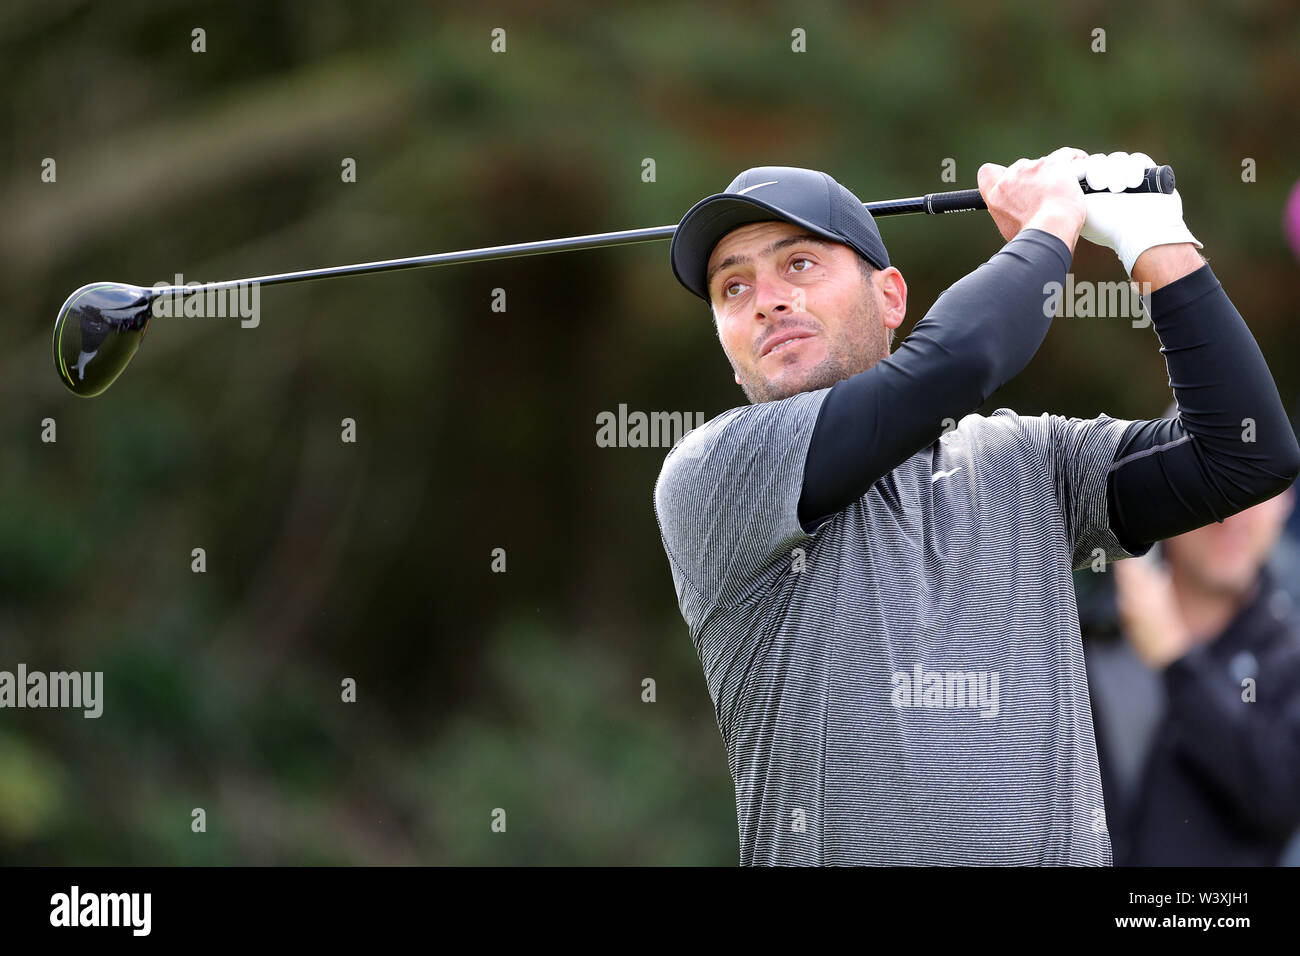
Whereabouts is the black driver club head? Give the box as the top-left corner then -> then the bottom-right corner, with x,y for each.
52,282 -> 159,397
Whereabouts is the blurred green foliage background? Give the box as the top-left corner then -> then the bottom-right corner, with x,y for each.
1,0 -> 1297,864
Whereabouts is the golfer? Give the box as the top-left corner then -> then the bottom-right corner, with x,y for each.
653,147 -> 1300,865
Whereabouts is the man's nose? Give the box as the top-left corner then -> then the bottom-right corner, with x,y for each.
753,271 -> 797,318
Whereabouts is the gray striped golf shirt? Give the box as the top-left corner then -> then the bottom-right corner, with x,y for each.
653,390 -> 1144,865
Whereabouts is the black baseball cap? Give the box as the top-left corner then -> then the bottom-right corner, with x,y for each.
670,165 -> 891,302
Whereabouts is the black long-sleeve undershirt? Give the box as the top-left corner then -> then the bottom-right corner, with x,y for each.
799,229 -> 1069,532
798,233 -> 1300,545
1106,264 -> 1300,551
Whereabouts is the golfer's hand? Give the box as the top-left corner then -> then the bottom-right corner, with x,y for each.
978,147 -> 1088,252
1078,150 -> 1203,278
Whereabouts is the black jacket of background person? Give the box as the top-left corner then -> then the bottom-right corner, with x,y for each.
1084,562 -> 1300,865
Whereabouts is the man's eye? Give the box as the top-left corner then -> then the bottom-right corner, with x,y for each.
790,257 -> 814,272
724,281 -> 746,298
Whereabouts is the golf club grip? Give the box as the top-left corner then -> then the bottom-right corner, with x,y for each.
919,165 -> 1176,215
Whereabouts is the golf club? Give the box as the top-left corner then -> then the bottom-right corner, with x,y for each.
52,165 -> 1175,398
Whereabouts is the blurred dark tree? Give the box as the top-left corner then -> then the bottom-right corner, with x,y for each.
0,0 -> 1295,864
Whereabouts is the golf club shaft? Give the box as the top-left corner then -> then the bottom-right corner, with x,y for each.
154,165 -> 1174,294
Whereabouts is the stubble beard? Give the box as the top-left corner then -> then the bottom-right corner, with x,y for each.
736,290 -> 888,404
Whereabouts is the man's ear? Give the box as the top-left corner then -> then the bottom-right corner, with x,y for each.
735,373 -> 742,385
877,267 -> 908,333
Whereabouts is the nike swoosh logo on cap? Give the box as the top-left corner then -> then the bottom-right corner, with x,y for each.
736,180 -> 779,195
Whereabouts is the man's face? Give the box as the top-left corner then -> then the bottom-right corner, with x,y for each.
1164,489 -> 1295,596
706,220 -> 905,404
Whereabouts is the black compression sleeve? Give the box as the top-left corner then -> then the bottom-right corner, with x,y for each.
798,229 -> 1070,533
1106,264 -> 1300,552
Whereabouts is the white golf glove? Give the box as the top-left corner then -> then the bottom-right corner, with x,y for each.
1077,151 -> 1202,275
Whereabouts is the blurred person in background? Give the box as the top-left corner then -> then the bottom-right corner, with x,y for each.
1085,476 -> 1300,865
1281,180 -> 1300,561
